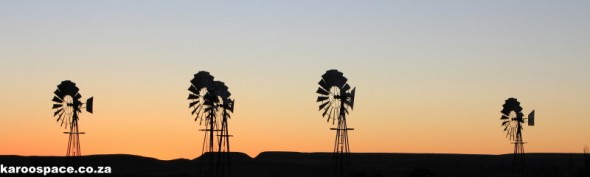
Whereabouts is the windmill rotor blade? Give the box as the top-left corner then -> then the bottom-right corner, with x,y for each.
213,81 -> 231,99
341,84 -> 350,92
60,81 -> 79,95
332,115 -> 336,125
187,94 -> 199,100
188,85 -> 200,94
54,90 -> 62,97
331,108 -> 338,125
194,109 -> 204,121
189,100 -> 200,108
501,98 -> 523,116
57,81 -> 72,92
191,106 -> 199,115
317,96 -> 329,102
190,71 -> 215,92
54,108 -> 63,116
52,104 -> 63,109
318,101 -> 330,110
52,96 -> 63,103
57,111 -> 65,124
60,117 -> 65,126
501,121 -> 510,126
197,104 -> 204,113
322,70 -> 347,88
194,105 -> 203,115
318,80 -> 331,91
316,87 -> 330,95
322,107 -> 331,118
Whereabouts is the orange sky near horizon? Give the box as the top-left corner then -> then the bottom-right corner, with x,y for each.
1,1 -> 589,160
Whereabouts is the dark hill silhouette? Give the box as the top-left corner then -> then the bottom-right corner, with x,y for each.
1,152 -> 588,177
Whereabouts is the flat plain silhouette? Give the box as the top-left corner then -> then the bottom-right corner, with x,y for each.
2,152 -> 588,177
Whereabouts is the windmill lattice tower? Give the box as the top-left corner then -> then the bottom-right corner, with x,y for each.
500,98 -> 535,177
51,80 -> 93,158
316,69 -> 356,177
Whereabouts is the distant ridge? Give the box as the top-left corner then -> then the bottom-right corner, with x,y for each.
195,152 -> 252,161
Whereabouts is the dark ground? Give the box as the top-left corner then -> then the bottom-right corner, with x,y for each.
0,152 -> 588,177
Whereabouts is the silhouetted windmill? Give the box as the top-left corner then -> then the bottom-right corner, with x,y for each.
52,80 -> 93,157
316,69 -> 356,177
188,71 -> 234,177
500,98 -> 534,177
212,80 -> 234,177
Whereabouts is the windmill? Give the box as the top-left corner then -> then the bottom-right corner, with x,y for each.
188,71 -> 235,177
213,80 -> 234,177
500,97 -> 534,177
51,80 -> 93,157
316,69 -> 356,177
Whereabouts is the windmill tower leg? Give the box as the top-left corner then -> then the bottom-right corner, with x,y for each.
210,114 -> 215,177
199,111 -> 219,177
66,117 -> 82,157
332,103 -> 353,177
66,130 -> 73,157
513,134 -> 525,177
226,135 -> 231,177
332,118 -> 352,177
223,118 -> 232,177
216,116 -> 232,177
333,125 -> 343,177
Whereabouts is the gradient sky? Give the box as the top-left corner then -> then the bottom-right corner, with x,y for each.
1,1 -> 589,160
